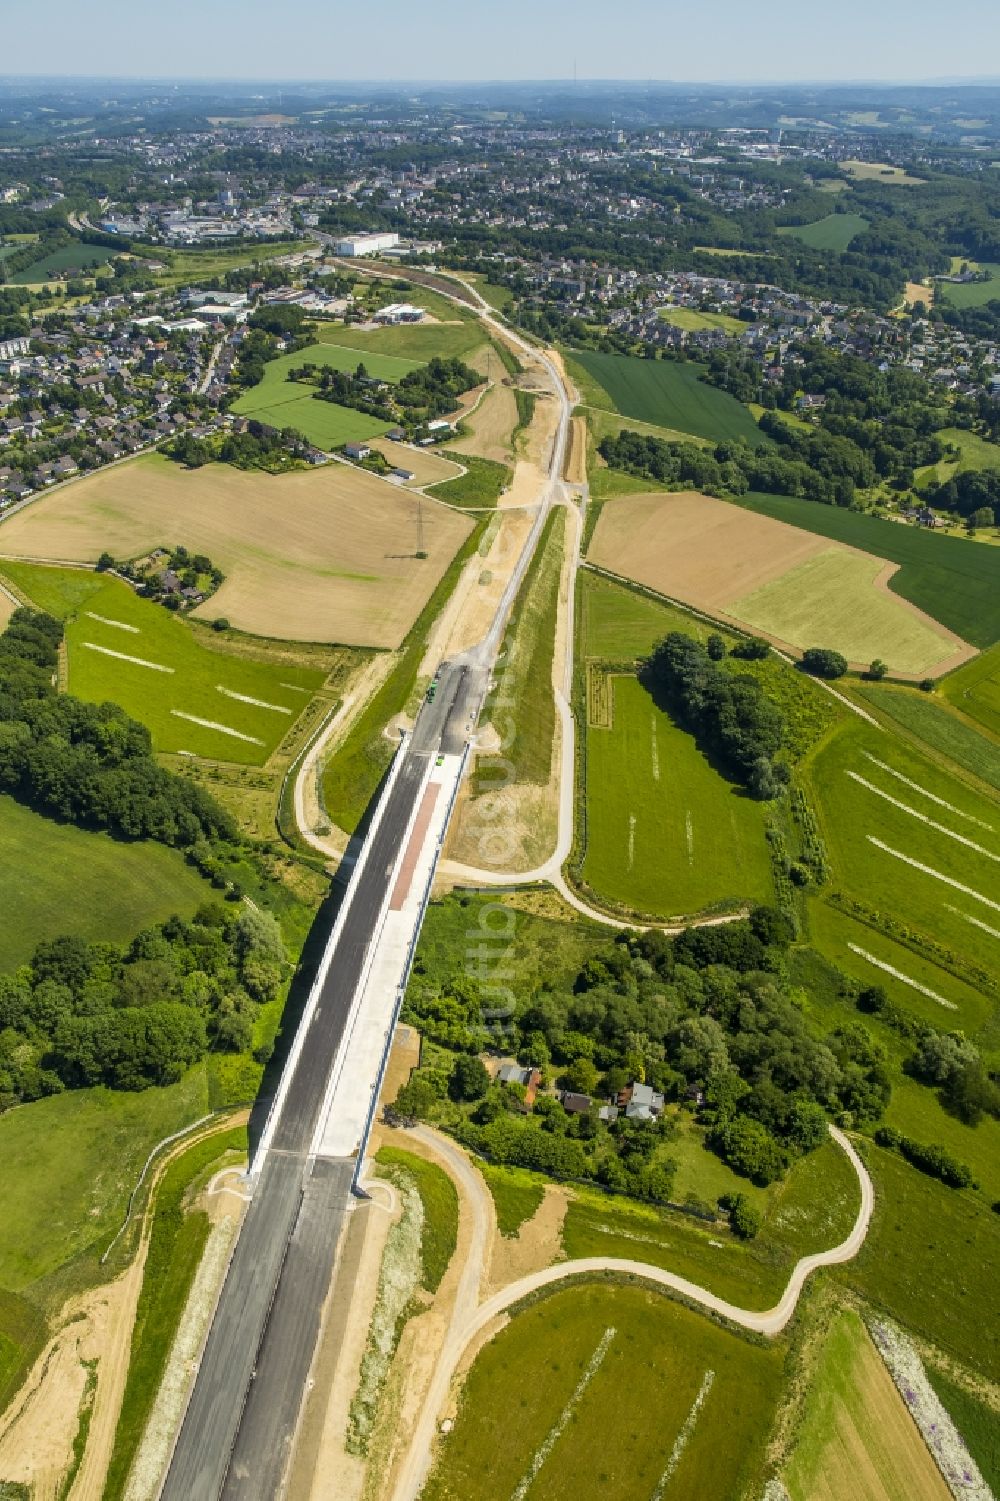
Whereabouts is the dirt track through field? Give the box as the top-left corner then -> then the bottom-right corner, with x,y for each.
0,457 -> 473,648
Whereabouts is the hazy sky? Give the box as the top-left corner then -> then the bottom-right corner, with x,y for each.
4,0 -> 1000,83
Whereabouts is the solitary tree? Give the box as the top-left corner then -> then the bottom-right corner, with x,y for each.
867,659 -> 888,680
801,647 -> 848,680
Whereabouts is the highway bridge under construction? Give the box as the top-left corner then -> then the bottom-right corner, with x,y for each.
158,660 -> 482,1501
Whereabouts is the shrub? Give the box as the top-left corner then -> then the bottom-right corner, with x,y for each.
802,647 -> 848,680
720,1192 -> 762,1239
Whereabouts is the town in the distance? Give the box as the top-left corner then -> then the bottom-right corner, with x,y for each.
0,62 -> 997,1501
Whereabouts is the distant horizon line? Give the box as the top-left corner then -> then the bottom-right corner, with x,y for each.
2,72 -> 1000,89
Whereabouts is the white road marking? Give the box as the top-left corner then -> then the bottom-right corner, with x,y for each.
81,641 -> 174,672
171,711 -> 264,745
217,686 -> 292,714
847,943 -> 957,1010
868,837 -> 1000,912
85,611 -> 140,633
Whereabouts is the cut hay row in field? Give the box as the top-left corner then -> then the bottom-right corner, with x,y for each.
0,453 -> 474,649
739,491 -> 1000,651
777,212 -> 870,252
588,491 -> 969,675
563,349 -> 766,446
581,674 -> 773,919
804,717 -> 1000,982
420,1283 -> 784,1501
784,1308 -> 950,1501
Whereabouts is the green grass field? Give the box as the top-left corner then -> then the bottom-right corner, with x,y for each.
805,899 -> 993,1037
803,717 -> 1000,982
477,1163 -> 547,1236
935,263 -> 1000,308
730,546 -> 959,674
915,425 -> 1000,488
1,565 -> 325,764
232,339 -> 424,448
9,243 -> 118,283
564,350 -> 765,446
0,1068 -> 211,1411
940,642 -> 1000,737
474,509 -> 563,790
739,491 -> 1000,648
0,794 -> 212,971
153,241 -> 303,289
582,674 -> 773,918
428,451 -> 512,508
856,682 -> 1000,791
375,1146 -> 459,1293
837,1144 -> 1000,1380
776,212 -> 869,251
657,305 -> 745,333
314,316 -> 483,362
420,1282 -> 784,1501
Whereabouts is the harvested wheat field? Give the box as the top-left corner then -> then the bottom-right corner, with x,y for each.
904,281 -> 934,309
368,438 -> 464,488
564,414 -> 588,484
588,491 -> 970,676
451,381 -> 519,464
0,455 -> 473,647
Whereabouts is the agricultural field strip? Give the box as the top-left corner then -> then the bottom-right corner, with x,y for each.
846,771 -> 1000,860
868,837 -> 1000,911
511,1326 -> 617,1501
651,1370 -> 715,1501
80,642 -> 173,673
846,943 -> 957,1010
862,750 -> 994,830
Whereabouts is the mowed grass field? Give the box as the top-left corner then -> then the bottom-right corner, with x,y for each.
2,564 -> 325,763
0,453 -> 474,648
776,212 -> 869,251
313,314 -> 484,362
935,263 -> 1000,308
563,349 -> 766,445
730,545 -> 963,675
0,793 -> 212,970
582,674 -> 773,917
232,340 -> 423,450
803,716 -> 1000,981
914,425 -> 1000,487
784,1308 -> 950,1501
739,492 -> 1000,649
940,642 -> 1000,737
421,1283 -> 784,1501
657,305 -> 745,333
8,242 -> 118,283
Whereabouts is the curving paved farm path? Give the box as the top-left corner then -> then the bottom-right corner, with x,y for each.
388,1123 -> 873,1501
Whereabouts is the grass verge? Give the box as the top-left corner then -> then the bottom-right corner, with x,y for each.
375,1146 -> 458,1294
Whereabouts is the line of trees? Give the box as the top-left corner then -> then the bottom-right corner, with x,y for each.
642,632 -> 789,799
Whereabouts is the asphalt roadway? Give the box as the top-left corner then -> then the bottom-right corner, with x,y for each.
159,663 -> 472,1501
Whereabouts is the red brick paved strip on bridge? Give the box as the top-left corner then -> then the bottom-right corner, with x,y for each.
390,781 -> 441,910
